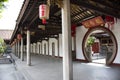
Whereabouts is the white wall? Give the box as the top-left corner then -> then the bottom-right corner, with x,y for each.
75,19 -> 120,64
49,38 -> 58,56
72,37 -> 75,51
30,44 -> 33,53
37,42 -> 42,54
59,34 -> 75,57
111,19 -> 120,63
76,26 -> 88,60
33,43 -> 37,53
23,45 -> 26,53
42,40 -> 48,55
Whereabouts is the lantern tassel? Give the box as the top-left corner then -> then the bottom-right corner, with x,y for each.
42,18 -> 46,24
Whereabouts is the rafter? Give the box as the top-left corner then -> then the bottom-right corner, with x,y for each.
71,0 -> 120,18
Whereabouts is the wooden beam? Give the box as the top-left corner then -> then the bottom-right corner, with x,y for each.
22,0 -> 38,24
72,14 -> 95,23
91,0 -> 120,11
71,0 -> 120,18
71,9 -> 88,17
28,11 -> 39,27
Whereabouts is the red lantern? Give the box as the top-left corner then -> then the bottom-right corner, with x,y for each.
105,16 -> 115,29
17,34 -> 22,40
71,24 -> 76,37
39,4 -> 49,24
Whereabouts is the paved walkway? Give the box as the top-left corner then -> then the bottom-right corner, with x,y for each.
0,54 -> 26,80
13,54 -> 120,80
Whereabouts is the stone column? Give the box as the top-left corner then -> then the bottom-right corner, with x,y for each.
16,41 -> 18,57
57,36 -> 59,57
21,37 -> 24,61
18,41 -> 20,58
14,43 -> 16,56
26,30 -> 31,66
62,0 -> 73,80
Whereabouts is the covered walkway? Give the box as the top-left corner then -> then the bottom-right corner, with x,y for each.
13,53 -> 120,80
10,0 -> 120,80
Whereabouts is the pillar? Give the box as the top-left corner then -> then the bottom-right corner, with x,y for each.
47,38 -> 50,56
14,43 -> 16,56
21,37 -> 24,61
18,41 -> 20,58
26,30 -> 31,66
62,0 -> 73,80
15,42 -> 18,56
57,36 -> 59,57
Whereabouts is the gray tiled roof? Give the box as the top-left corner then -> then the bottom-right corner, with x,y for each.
0,30 -> 13,40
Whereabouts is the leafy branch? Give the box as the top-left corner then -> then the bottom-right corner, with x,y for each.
87,36 -> 95,46
0,0 -> 8,17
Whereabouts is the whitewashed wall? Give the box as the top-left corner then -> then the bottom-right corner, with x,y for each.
30,44 -> 33,53
33,43 -> 37,53
49,38 -> 58,56
23,45 -> 26,53
59,34 -> 75,57
36,42 -> 39,54
76,26 -> 88,60
75,19 -> 120,64
42,40 -> 48,55
36,42 -> 42,54
72,37 -> 75,51
111,19 -> 120,64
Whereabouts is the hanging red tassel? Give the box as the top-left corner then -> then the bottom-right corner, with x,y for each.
42,18 -> 46,24
71,24 -> 76,37
105,16 -> 114,29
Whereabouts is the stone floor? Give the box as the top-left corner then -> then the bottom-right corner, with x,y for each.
12,54 -> 120,80
0,54 -> 26,80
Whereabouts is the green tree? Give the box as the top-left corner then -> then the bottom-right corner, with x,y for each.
0,38 -> 6,56
0,0 -> 8,17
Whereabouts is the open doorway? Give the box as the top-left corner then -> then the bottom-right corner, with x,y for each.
82,27 -> 117,65
90,31 -> 113,64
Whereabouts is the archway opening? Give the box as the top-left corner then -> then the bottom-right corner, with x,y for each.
82,27 -> 117,65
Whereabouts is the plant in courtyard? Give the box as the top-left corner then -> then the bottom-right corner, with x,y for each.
87,36 -> 95,46
0,38 -> 6,56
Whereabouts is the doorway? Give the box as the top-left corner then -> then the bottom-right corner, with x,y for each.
82,27 -> 117,65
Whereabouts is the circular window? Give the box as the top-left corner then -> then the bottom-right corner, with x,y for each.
82,27 -> 118,65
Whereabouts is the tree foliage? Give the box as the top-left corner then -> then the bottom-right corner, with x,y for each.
0,0 -> 8,17
0,38 -> 6,55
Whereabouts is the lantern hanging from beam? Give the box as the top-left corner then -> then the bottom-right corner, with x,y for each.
17,34 -> 22,40
71,24 -> 76,37
105,16 -> 115,29
39,4 -> 50,24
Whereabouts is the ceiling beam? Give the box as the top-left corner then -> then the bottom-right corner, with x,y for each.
91,0 -> 120,11
22,0 -> 38,24
71,9 -> 88,17
71,0 -> 120,18
28,11 -> 39,27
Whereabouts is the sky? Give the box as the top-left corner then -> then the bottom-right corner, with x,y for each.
0,0 -> 24,30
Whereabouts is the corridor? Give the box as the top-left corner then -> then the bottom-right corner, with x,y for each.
14,54 -> 120,80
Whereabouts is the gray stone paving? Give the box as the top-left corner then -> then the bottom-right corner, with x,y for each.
14,54 -> 120,80
0,63 -> 26,80
0,53 -> 26,80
